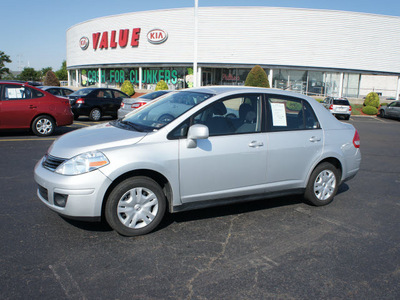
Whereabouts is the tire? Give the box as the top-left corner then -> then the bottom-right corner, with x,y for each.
344,115 -> 350,120
379,110 -> 385,118
105,177 -> 166,236
31,115 -> 55,137
158,114 -> 174,123
89,108 -> 102,121
304,162 -> 340,206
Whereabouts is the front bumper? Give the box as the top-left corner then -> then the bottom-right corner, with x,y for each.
34,159 -> 112,218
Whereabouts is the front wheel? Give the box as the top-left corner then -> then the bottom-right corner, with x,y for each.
105,177 -> 166,236
304,162 -> 340,206
379,110 -> 385,118
31,115 -> 55,136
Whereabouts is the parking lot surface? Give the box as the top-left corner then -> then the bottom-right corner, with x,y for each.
1,116 -> 399,299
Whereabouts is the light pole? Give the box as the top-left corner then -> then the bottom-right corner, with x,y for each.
193,0 -> 198,87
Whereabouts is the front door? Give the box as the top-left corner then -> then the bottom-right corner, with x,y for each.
178,93 -> 267,203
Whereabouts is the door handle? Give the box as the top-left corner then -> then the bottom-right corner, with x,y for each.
309,136 -> 321,142
29,105 -> 37,109
249,141 -> 264,148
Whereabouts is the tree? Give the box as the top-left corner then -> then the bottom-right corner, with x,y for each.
43,70 -> 60,86
244,65 -> 270,88
55,60 -> 68,81
121,80 -> 135,96
155,80 -> 168,91
0,50 -> 12,79
40,67 -> 53,79
18,67 -> 41,81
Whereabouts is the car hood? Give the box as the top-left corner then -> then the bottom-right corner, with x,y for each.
48,122 -> 147,158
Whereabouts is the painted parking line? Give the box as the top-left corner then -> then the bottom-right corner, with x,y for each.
0,137 -> 57,142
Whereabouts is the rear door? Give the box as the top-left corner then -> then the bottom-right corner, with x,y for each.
265,95 -> 323,189
0,84 -> 38,129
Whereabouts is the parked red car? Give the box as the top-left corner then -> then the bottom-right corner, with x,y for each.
0,81 -> 73,136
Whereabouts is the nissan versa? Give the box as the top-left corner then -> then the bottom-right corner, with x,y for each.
34,87 -> 361,236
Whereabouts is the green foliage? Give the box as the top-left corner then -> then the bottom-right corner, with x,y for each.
315,98 -> 324,103
364,92 -> 380,108
155,80 -> 169,91
55,60 -> 68,81
380,103 -> 388,106
286,101 -> 302,111
40,67 -> 52,79
362,105 -> 378,115
244,65 -> 270,88
17,67 -> 41,81
0,50 -> 12,79
121,80 -> 135,96
43,70 -> 60,86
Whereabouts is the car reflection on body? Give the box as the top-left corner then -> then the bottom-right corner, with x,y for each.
117,90 -> 172,118
34,86 -> 361,236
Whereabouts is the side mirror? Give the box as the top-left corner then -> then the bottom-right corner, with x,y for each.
186,124 -> 209,148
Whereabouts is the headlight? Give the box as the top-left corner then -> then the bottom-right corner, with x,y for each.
55,151 -> 109,175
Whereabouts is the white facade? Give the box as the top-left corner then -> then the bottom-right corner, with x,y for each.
66,7 -> 400,98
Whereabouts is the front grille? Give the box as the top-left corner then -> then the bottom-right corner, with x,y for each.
38,185 -> 48,201
42,154 -> 66,172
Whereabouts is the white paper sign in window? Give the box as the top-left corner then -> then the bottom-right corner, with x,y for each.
271,103 -> 287,126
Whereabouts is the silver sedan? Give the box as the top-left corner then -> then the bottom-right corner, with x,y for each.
34,86 -> 361,236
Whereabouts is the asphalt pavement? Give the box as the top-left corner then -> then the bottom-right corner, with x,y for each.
0,116 -> 399,299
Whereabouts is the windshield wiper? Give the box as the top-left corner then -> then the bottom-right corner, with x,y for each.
119,120 -> 145,132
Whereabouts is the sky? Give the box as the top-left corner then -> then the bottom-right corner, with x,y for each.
1,0 -> 399,72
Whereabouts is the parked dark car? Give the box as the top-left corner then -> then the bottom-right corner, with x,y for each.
379,101 -> 400,120
69,88 -> 130,121
0,81 -> 73,136
38,86 -> 74,98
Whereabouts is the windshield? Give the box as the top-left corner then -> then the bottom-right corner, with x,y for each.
115,91 -> 213,132
70,88 -> 95,97
141,90 -> 170,100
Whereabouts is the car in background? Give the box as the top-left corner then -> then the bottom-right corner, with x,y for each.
69,88 -> 130,121
379,101 -> 400,120
117,90 -> 171,118
323,97 -> 352,120
0,81 -> 73,136
38,86 -> 74,98
34,86 -> 361,236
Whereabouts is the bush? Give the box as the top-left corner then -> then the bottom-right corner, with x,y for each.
155,80 -> 168,91
245,65 -> 270,88
364,92 -> 380,108
287,101 -> 302,111
121,80 -> 135,96
43,70 -> 60,86
380,103 -> 388,106
362,105 -> 378,115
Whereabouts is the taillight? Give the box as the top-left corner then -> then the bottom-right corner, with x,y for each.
76,98 -> 85,104
353,130 -> 360,148
120,102 -> 125,108
329,104 -> 333,110
131,102 -> 146,109
349,106 -> 352,111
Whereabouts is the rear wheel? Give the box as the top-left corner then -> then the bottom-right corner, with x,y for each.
89,108 -> 102,121
31,115 -> 55,136
105,177 -> 166,236
304,162 -> 340,206
379,110 -> 385,118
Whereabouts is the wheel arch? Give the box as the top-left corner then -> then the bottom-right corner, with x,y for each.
30,113 -> 57,128
101,169 -> 173,219
307,156 -> 343,186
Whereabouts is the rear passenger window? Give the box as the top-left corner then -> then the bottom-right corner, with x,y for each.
267,97 -> 320,131
2,85 -> 32,100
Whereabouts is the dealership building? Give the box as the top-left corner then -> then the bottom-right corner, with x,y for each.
66,7 -> 400,99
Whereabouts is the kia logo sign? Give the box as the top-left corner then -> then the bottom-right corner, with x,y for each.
80,37 -> 89,50
147,29 -> 168,44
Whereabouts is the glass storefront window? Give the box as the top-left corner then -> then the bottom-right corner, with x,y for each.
343,73 -> 360,98
307,71 -> 325,96
324,72 -> 341,97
